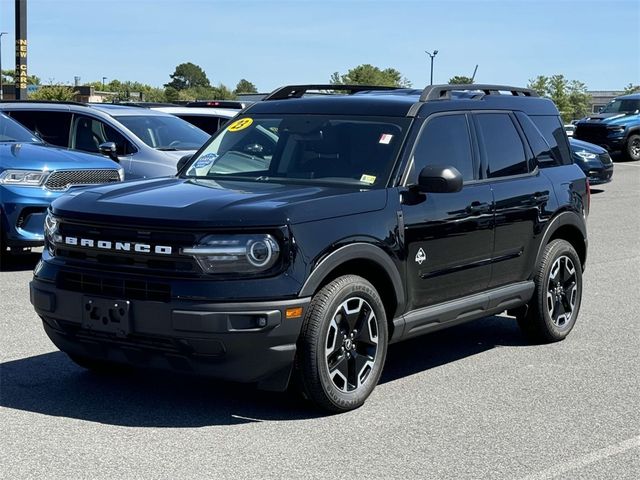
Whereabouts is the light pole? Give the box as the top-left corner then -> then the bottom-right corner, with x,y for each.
0,32 -> 8,100
425,49 -> 438,85
102,76 -> 107,89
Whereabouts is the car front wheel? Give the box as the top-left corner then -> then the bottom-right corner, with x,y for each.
296,275 -> 388,412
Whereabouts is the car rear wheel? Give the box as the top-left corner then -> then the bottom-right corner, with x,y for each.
625,134 -> 640,161
296,275 -> 388,412
517,239 -> 583,343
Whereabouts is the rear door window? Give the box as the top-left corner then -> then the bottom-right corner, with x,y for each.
474,113 -> 529,178
6,110 -> 72,147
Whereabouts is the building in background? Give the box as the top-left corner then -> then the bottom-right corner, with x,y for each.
0,85 -> 141,103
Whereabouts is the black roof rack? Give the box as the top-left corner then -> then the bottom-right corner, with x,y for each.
420,84 -> 537,102
264,84 -> 400,101
0,99 -> 88,106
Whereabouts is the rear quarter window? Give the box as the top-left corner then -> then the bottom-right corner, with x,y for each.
527,114 -> 572,166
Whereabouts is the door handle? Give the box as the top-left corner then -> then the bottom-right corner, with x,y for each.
466,201 -> 490,214
533,192 -> 550,203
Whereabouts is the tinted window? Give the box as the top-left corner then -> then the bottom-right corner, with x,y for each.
411,114 -> 475,181
0,113 -> 42,143
71,115 -> 134,155
529,115 -> 571,166
475,113 -> 528,178
178,115 -> 222,135
7,110 -> 72,147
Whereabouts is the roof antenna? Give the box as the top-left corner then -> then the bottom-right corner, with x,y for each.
471,65 -> 478,83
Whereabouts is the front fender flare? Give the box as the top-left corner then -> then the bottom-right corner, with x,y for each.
298,242 -> 405,314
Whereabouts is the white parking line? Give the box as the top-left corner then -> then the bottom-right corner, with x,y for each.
517,436 -> 640,480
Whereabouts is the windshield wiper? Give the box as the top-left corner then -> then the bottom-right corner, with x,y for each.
156,147 -> 180,151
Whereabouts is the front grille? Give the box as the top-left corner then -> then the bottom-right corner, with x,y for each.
574,124 -> 609,145
599,152 -> 612,165
44,169 -> 121,191
55,221 -> 199,274
58,271 -> 171,302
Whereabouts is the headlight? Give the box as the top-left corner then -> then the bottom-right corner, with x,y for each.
575,150 -> 597,161
182,234 -> 280,274
607,126 -> 625,134
44,212 -> 61,255
0,169 -> 49,186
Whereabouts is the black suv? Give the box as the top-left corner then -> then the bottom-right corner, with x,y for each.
31,84 -> 589,412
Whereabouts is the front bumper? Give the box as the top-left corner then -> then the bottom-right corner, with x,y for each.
584,165 -> 614,185
31,278 -> 310,391
1,185 -> 61,247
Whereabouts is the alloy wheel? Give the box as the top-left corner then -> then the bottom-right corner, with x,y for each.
546,255 -> 578,328
324,297 -> 379,392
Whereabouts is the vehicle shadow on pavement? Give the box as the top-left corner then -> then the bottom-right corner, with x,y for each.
381,314 -> 526,384
0,316 -> 526,426
0,252 -> 41,272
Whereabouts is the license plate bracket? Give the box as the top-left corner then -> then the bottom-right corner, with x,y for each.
82,297 -> 131,337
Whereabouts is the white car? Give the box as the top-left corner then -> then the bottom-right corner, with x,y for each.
564,124 -> 576,137
151,106 -> 239,135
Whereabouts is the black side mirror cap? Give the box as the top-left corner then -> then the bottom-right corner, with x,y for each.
415,165 -> 463,193
98,142 -> 119,162
177,154 -> 193,173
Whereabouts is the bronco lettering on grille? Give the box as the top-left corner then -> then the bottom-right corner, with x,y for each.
63,237 -> 172,255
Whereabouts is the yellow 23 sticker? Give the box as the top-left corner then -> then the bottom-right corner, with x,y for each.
227,118 -> 254,132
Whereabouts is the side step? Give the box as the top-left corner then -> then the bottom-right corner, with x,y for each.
391,281 -> 534,342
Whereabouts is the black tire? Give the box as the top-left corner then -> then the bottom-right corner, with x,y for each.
67,354 -> 131,375
625,134 -> 640,161
296,275 -> 388,412
517,239 -> 583,343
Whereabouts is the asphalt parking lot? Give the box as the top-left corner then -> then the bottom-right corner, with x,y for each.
1,160 -> 639,480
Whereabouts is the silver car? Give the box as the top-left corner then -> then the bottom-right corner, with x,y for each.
0,102 -> 210,179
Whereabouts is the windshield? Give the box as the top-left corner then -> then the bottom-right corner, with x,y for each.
183,114 -> 410,188
601,98 -> 640,114
115,115 -> 209,150
0,113 -> 42,144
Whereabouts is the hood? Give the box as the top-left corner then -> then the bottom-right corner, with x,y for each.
0,142 -> 120,171
569,138 -> 607,154
579,112 -> 640,126
51,177 -> 388,228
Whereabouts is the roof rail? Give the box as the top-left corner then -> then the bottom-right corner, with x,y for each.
420,84 -> 538,102
263,84 -> 400,101
0,99 -> 88,106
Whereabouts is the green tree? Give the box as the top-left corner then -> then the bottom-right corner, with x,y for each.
2,69 -> 40,85
165,62 -> 210,91
234,79 -> 257,94
330,64 -> 411,87
28,85 -> 77,101
448,75 -> 473,84
624,83 -> 640,94
527,74 -> 590,122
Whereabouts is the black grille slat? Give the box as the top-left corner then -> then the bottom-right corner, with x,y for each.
56,221 -> 198,274
58,271 -> 171,302
45,169 -> 121,191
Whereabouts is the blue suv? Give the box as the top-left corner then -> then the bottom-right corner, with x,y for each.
574,93 -> 640,161
1,112 -> 123,254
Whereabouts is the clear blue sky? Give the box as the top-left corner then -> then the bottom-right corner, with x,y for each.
1,0 -> 639,91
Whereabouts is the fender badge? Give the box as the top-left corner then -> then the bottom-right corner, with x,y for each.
415,248 -> 426,265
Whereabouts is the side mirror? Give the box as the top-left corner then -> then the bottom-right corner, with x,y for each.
416,165 -> 463,193
98,142 -> 119,162
177,154 -> 193,173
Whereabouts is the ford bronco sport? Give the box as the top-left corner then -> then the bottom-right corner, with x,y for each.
31,84 -> 589,412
